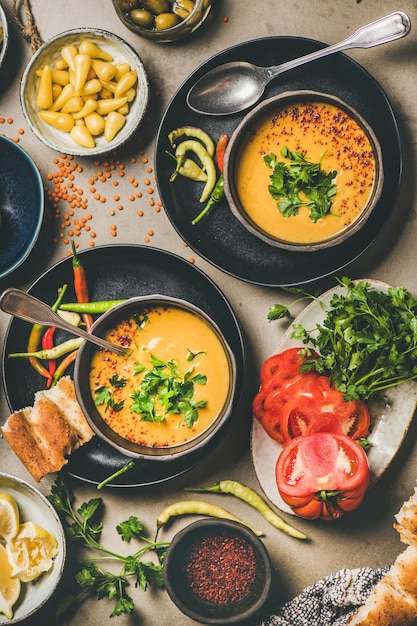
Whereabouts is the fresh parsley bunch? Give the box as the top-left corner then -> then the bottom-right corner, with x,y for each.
48,477 -> 169,619
269,277 -> 417,401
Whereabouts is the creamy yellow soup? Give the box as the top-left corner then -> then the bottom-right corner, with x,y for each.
235,100 -> 377,245
89,305 -> 231,448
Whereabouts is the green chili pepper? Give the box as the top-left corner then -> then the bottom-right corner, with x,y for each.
96,459 -> 137,490
172,139 -> 217,202
186,479 -> 307,540
192,173 -> 225,225
168,126 -> 215,157
59,300 -> 126,314
9,337 -> 84,360
156,500 -> 263,536
166,150 -> 208,182
26,285 -> 69,383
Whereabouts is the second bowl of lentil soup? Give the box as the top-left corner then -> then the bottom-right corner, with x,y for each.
74,294 -> 237,461
224,90 -> 384,252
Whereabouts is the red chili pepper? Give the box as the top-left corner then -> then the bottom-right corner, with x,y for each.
71,241 -> 93,331
215,134 -> 229,174
25,285 -> 68,386
41,326 -> 57,387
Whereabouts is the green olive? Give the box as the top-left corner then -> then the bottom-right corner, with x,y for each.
173,0 -> 195,19
141,0 -> 170,14
129,8 -> 155,28
154,12 -> 181,29
116,0 -> 140,11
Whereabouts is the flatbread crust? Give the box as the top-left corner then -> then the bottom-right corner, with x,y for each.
1,376 -> 94,482
348,488 -> 417,626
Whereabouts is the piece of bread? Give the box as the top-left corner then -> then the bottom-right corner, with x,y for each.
347,489 -> 417,626
1,376 -> 94,482
394,486 -> 417,548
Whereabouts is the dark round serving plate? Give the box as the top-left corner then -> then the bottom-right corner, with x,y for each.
155,36 -> 402,287
2,244 -> 245,487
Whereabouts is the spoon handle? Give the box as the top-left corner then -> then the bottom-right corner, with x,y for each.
0,287 -> 129,358
267,12 -> 411,80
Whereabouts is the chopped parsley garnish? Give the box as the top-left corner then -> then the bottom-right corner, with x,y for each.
94,353 -> 208,428
264,146 -> 337,222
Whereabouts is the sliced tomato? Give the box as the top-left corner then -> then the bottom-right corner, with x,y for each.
275,432 -> 370,520
279,384 -> 371,443
259,348 -> 312,384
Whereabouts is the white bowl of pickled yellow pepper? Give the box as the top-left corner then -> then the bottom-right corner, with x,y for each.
20,28 -> 150,156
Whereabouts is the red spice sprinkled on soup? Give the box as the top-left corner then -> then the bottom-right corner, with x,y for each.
89,305 -> 231,448
235,100 -> 377,245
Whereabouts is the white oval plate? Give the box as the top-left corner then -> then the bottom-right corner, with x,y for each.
0,473 -> 66,624
251,280 -> 417,515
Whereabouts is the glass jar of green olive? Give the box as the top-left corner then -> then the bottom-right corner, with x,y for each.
111,0 -> 213,43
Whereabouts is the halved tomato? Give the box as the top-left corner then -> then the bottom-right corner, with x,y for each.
276,432 -> 370,520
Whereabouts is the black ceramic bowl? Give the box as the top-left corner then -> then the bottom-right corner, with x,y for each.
224,90 -> 384,252
163,518 -> 272,624
74,294 -> 237,462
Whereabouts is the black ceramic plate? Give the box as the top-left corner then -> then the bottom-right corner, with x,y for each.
0,136 -> 44,279
155,36 -> 402,287
2,245 -> 245,487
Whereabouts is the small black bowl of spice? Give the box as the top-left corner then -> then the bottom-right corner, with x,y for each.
163,518 -> 272,624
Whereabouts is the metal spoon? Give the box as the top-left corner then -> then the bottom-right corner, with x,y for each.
186,11 -> 411,116
0,287 -> 131,358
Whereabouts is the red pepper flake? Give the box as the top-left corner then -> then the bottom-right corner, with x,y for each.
184,531 -> 257,604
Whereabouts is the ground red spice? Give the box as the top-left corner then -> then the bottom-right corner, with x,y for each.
184,531 -> 257,604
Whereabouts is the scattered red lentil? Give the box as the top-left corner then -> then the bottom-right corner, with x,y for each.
184,531 -> 257,604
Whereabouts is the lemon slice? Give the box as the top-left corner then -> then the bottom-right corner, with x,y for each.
0,543 -> 21,619
6,521 -> 58,583
0,492 -> 19,540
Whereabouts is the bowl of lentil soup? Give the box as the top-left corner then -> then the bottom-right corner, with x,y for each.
74,294 -> 237,462
20,28 -> 149,156
224,90 -> 384,252
163,518 -> 272,624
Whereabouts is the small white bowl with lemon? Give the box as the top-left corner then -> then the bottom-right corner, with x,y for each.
0,473 -> 65,624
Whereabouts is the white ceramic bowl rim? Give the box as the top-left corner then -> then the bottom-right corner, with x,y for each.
224,89 -> 385,252
0,472 -> 66,624
20,27 -> 150,156
0,1 -> 9,69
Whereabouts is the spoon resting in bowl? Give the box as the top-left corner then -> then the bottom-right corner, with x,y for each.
0,287 -> 132,358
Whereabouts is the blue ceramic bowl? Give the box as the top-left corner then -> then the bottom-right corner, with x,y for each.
0,136 -> 44,279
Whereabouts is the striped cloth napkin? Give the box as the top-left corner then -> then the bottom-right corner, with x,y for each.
258,566 -> 389,626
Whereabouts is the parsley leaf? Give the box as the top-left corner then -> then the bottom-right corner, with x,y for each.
48,478 -> 169,620
264,146 -> 337,222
